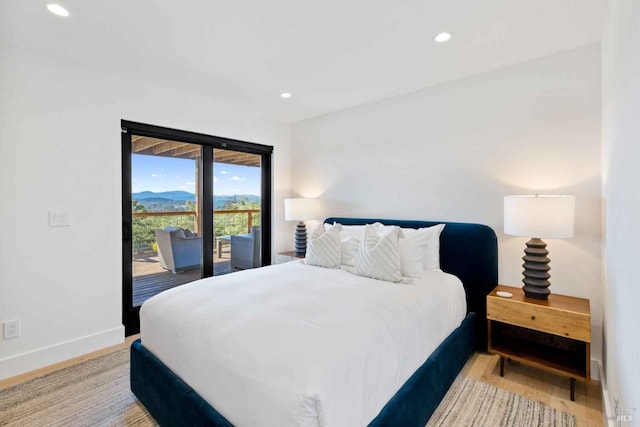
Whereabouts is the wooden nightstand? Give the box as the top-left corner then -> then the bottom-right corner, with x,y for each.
487,285 -> 591,401
274,251 -> 305,264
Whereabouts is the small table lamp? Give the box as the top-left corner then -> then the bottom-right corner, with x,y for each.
504,195 -> 575,300
284,198 -> 319,257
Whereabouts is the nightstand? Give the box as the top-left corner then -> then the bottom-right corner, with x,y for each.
274,251 -> 305,264
487,285 -> 591,401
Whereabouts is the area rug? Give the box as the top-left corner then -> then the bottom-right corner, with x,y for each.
0,348 -> 575,427
427,376 -> 577,427
0,348 -> 155,427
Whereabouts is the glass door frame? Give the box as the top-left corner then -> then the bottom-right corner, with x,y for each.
121,120 -> 273,335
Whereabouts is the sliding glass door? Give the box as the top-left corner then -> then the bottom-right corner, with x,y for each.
213,149 -> 263,275
122,121 -> 272,335
130,138 -> 204,306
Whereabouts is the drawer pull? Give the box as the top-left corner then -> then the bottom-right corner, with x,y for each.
531,315 -> 536,320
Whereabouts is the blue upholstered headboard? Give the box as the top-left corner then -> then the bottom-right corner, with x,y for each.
324,217 -> 498,349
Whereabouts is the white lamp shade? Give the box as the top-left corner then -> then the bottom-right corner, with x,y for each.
284,198 -> 319,221
504,195 -> 575,238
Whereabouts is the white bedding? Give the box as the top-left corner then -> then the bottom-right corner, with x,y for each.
140,261 -> 466,427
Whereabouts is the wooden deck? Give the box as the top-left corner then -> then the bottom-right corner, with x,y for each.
132,251 -> 233,307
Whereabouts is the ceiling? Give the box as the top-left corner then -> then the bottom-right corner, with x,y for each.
132,136 -> 261,167
0,1 -> 605,123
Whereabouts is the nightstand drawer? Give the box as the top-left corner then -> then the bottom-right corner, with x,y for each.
487,298 -> 590,342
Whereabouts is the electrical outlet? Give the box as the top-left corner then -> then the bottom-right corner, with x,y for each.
3,319 -> 20,340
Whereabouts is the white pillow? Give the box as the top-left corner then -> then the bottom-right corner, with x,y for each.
305,225 -> 342,268
325,223 -> 358,268
398,228 -> 431,277
340,236 -> 360,271
324,222 -> 385,269
324,222 -> 385,233
400,224 -> 445,271
325,222 -> 384,237
355,225 -> 402,283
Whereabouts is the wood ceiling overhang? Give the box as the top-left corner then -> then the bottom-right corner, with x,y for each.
131,136 -> 261,167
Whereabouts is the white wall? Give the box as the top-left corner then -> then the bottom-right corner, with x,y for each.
291,45 -> 603,362
602,1 -> 640,424
0,45 -> 291,379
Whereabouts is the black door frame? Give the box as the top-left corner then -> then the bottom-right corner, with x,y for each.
121,120 -> 273,335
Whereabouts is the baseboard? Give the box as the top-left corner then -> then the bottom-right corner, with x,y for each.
597,360 -> 618,427
590,358 -> 619,427
0,326 -> 124,381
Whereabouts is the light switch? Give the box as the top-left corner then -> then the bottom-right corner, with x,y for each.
49,211 -> 70,227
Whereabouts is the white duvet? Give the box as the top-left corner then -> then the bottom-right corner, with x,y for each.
140,261 -> 466,427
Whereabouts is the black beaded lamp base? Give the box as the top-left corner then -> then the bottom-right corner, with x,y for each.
294,221 -> 307,257
521,237 -> 551,300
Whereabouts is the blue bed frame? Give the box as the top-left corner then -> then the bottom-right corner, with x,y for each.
131,218 -> 498,426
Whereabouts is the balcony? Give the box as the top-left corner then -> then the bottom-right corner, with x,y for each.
132,209 -> 260,306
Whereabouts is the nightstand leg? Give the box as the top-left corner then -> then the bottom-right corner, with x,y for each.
500,356 -> 505,377
570,378 -> 575,401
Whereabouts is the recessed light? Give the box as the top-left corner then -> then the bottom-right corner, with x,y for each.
280,92 -> 292,99
434,32 -> 452,43
47,4 -> 69,17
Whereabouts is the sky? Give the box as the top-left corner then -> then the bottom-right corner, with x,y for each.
132,154 -> 260,196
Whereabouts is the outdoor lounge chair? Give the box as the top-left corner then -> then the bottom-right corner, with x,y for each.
155,227 -> 201,273
230,226 -> 261,270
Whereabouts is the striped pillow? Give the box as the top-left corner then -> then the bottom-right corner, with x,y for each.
355,225 -> 402,283
324,222 -> 386,271
305,225 -> 342,268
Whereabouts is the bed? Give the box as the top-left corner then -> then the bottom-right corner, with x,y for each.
131,218 -> 498,426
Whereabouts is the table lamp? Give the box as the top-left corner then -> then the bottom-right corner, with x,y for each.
284,198 -> 319,256
504,195 -> 575,300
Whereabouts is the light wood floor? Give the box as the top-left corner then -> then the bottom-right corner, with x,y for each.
1,340 -> 603,426
460,352 -> 603,426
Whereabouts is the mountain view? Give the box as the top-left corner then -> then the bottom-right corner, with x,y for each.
132,190 -> 196,201
132,191 -> 260,212
131,191 -> 261,253
131,156 -> 262,253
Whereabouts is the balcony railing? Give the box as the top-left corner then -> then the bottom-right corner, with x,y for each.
131,209 -> 260,254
